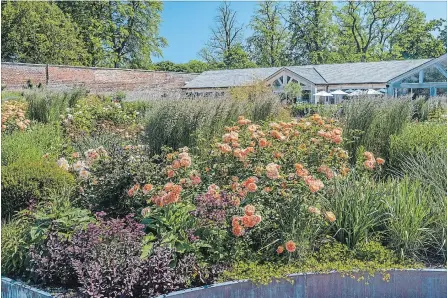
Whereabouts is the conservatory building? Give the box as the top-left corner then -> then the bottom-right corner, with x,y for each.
182,53 -> 447,102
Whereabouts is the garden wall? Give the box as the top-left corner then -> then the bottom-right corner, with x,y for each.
1,62 -> 199,99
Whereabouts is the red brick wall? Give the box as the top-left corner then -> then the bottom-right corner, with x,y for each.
1,63 -> 198,95
1,63 -> 47,88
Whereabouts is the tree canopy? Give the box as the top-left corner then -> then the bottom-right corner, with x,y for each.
1,0 -> 444,72
1,1 -> 89,65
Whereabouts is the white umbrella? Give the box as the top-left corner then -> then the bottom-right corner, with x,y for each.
314,91 -> 333,105
366,89 -> 382,95
344,89 -> 355,93
347,89 -> 363,96
331,90 -> 348,104
314,91 -> 333,97
378,88 -> 387,93
331,90 -> 348,95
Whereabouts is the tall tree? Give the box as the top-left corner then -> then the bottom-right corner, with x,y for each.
247,1 -> 289,67
287,1 -> 337,65
58,1 -> 167,68
336,1 -> 444,62
1,1 -> 89,65
439,20 -> 447,51
223,45 -> 257,69
200,1 -> 245,66
57,1 -> 110,66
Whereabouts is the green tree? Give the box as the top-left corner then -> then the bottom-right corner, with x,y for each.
284,81 -> 302,103
1,1 -> 89,65
181,60 -> 211,73
438,20 -> 447,51
223,45 -> 257,69
287,1 -> 337,65
247,1 -> 289,67
58,1 -> 167,68
336,1 -> 444,62
153,61 -> 182,72
56,1 -> 110,66
200,1 -> 245,67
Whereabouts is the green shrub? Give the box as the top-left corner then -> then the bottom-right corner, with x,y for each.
389,122 -> 447,170
1,123 -> 68,165
63,95 -> 144,140
220,241 -> 408,285
327,174 -> 387,248
418,96 -> 447,122
291,103 -> 340,118
1,188 -> 93,277
1,161 -> 75,218
383,178 -> 438,262
396,152 -> 447,263
25,88 -> 88,123
341,97 -> 412,164
1,218 -> 30,277
144,95 -> 281,154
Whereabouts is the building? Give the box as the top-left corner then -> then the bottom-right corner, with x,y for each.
183,53 -> 447,102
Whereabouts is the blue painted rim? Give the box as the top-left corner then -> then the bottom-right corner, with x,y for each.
3,269 -> 447,298
156,269 -> 447,297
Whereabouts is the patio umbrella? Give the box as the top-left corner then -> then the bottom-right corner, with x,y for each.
314,91 -> 333,96
314,91 -> 333,104
378,88 -> 387,93
366,89 -> 382,95
331,90 -> 348,95
331,90 -> 348,104
347,89 -> 363,96
344,89 -> 355,94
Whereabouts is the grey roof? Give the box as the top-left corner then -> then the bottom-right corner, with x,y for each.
183,67 -> 280,89
313,59 -> 431,84
284,66 -> 327,84
183,59 -> 432,88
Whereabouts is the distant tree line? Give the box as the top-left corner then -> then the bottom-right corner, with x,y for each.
2,1 -> 446,73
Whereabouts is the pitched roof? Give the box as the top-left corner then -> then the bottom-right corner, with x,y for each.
183,58 -> 432,88
183,67 -> 281,89
313,59 -> 431,84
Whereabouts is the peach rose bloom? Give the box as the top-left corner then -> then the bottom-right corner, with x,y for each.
247,183 -> 258,193
232,225 -> 245,237
324,211 -> 336,222
364,160 -> 375,170
142,184 -> 153,194
259,138 -> 269,148
308,206 -> 321,215
244,204 -> 256,216
376,157 -> 385,165
364,151 -> 374,160
277,246 -> 284,254
285,240 -> 296,253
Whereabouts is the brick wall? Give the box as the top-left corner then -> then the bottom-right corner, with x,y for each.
1,62 -> 199,97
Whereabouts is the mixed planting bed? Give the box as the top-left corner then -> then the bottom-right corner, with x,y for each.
1,88 -> 447,297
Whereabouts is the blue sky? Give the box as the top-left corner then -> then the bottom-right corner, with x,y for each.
154,1 -> 447,63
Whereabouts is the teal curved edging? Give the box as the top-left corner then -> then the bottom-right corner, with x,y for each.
1,277 -> 53,298
158,269 -> 447,298
3,269 -> 447,298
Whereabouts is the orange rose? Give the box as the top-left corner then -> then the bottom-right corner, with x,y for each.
247,182 -> 258,193
142,184 -> 153,194
276,246 -> 284,254
376,158 -> 385,165
232,225 -> 245,237
324,211 -> 336,222
167,169 -> 175,178
285,240 -> 296,253
244,204 -> 256,216
308,206 -> 321,215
